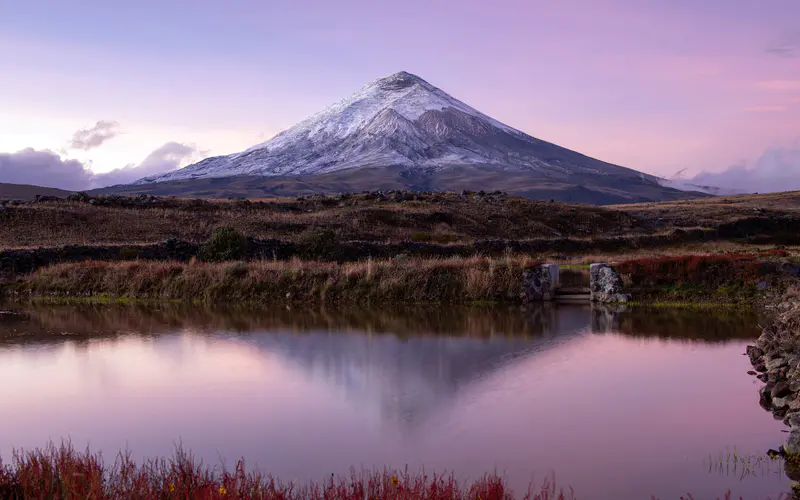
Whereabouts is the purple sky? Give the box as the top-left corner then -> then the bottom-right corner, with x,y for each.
0,0 -> 798,189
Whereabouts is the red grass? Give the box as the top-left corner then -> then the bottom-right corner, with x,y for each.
0,442 -> 573,500
615,252 -> 784,288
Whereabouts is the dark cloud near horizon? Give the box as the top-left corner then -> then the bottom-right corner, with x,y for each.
689,147 -> 800,194
0,149 -> 93,190
767,31 -> 800,58
0,142 -> 201,190
69,120 -> 122,150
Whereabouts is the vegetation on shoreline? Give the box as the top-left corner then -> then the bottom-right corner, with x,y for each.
2,249 -> 792,305
3,256 -> 539,305
0,442 -> 573,500
0,442 -> 791,500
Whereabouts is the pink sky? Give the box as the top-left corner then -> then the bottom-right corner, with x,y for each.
0,0 -> 798,185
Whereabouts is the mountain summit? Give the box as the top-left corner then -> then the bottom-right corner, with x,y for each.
132,71 -> 702,204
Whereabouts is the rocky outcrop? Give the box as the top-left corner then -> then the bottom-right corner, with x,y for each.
589,263 -> 630,303
747,290 -> 800,455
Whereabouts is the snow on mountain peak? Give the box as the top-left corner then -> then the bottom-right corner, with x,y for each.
135,71 -> 647,185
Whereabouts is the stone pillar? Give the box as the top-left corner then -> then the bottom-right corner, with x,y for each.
589,263 -> 631,303
523,265 -> 554,302
542,263 -> 559,289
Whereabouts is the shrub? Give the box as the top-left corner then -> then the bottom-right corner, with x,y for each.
198,227 -> 250,262
296,227 -> 340,260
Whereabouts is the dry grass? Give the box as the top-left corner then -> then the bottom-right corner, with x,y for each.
611,190 -> 800,228
0,193 -> 638,249
11,256 -> 540,304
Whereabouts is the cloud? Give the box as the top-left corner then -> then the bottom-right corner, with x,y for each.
0,142 -> 202,190
69,120 -> 122,150
91,142 -> 202,187
756,80 -> 800,91
685,147 -> 800,194
0,148 -> 93,190
767,31 -> 800,59
744,105 -> 786,112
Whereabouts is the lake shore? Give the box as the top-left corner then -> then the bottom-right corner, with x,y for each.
1,252 -> 795,305
1,251 -> 796,306
746,285 -> 800,453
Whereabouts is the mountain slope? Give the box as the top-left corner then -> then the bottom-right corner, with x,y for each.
129,71 -> 704,204
0,183 -> 72,201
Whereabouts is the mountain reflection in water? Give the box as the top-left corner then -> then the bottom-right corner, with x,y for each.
0,302 -> 783,500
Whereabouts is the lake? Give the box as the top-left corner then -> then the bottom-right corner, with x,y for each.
0,303 -> 790,499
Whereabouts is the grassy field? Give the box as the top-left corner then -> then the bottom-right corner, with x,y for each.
2,190 -> 799,250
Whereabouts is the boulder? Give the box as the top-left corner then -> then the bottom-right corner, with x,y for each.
589,263 -> 631,303
786,430 -> 800,456
772,381 -> 791,399
766,356 -> 788,371
747,345 -> 765,365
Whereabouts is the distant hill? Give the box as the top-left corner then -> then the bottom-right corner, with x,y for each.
108,71 -> 706,205
0,183 -> 72,201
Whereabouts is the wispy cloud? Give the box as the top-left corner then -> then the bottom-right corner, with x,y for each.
767,31 -> 800,59
744,105 -> 786,112
682,147 -> 800,194
756,80 -> 800,91
68,120 -> 122,150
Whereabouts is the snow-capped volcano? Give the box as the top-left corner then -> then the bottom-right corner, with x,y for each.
136,71 -> 658,185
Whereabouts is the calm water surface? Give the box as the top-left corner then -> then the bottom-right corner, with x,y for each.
0,303 -> 789,499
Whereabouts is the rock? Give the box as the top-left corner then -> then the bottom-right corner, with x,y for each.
790,380 -> 800,393
523,266 -> 553,302
774,397 -> 790,409
758,373 -> 769,382
760,385 -> 774,408
789,399 -> 800,411
754,363 -> 767,372
756,280 -> 771,291
747,345 -> 765,365
788,413 -> 800,429
772,381 -> 791,399
766,356 -> 788,371
787,430 -> 800,456
589,263 -> 631,303
747,370 -> 757,376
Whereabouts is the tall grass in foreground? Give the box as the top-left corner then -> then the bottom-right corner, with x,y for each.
12,256 -> 539,304
0,442 -> 571,500
0,443 -> 793,500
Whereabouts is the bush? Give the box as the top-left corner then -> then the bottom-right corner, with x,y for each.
198,227 -> 250,262
296,227 -> 340,260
